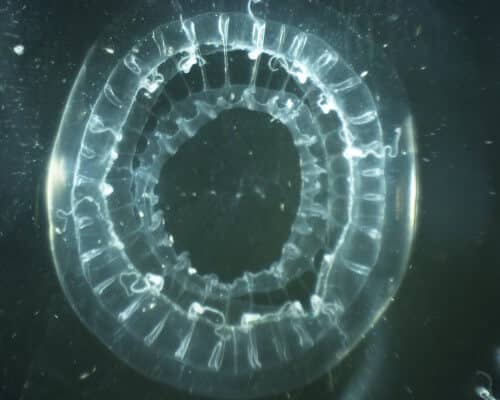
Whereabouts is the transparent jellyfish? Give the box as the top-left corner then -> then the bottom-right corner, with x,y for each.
46,0 -> 417,398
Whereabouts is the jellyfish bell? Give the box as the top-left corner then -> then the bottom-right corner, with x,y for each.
46,0 -> 418,398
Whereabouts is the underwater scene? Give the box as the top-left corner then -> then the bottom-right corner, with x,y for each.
1,1 -> 499,399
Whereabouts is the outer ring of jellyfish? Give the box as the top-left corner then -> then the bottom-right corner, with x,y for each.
46,1 -> 418,398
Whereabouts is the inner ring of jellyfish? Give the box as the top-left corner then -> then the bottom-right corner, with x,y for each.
47,7 -> 414,399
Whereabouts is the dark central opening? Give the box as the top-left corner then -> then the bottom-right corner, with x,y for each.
157,108 -> 301,282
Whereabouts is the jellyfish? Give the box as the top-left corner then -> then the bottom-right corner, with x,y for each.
46,0 -> 417,397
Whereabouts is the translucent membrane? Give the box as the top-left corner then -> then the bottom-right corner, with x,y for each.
47,9 -> 417,399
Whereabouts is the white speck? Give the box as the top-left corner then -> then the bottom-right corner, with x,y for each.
280,203 -> 285,212
485,140 -> 494,145
188,267 -> 197,275
286,99 -> 294,109
99,182 -> 114,197
383,43 -> 389,48
178,54 -> 198,74
145,273 -> 164,291
13,44 -> 25,56
420,65 -> 428,71
290,62 -> 309,84
248,48 -> 262,60
360,70 -> 369,78
241,312 -> 262,327
191,302 -> 204,315
343,146 -> 364,159
139,211 -> 145,218
141,69 -> 164,94
79,366 -> 97,380
103,47 -> 115,55
422,157 -> 430,163
317,93 -> 335,114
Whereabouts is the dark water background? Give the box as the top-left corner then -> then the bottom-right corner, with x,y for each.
1,0 -> 499,399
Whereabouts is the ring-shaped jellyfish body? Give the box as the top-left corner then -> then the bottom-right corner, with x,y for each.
46,0 -> 418,398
